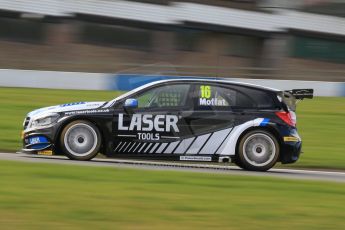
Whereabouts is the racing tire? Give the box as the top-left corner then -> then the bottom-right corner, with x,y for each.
237,130 -> 279,171
60,120 -> 101,160
232,157 -> 245,169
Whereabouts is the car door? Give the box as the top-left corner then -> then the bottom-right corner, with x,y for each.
180,83 -> 241,155
112,82 -> 194,155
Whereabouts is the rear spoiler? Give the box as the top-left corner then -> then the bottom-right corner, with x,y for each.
284,89 -> 314,100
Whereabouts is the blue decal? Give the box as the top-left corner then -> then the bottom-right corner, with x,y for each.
28,136 -> 50,150
30,143 -> 50,150
260,118 -> 270,126
29,136 -> 49,145
60,102 -> 86,107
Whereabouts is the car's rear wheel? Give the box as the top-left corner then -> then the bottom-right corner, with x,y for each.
60,120 -> 101,160
237,130 -> 279,171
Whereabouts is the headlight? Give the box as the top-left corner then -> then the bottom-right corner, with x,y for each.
30,114 -> 60,129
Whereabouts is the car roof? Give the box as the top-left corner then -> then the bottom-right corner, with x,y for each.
150,79 -> 281,92
103,78 -> 280,108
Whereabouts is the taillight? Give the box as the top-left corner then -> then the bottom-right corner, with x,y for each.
275,111 -> 296,127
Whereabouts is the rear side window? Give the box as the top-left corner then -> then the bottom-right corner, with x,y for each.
239,87 -> 276,109
193,84 -> 276,110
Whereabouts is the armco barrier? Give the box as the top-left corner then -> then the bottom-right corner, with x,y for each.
0,69 -> 110,90
0,69 -> 344,97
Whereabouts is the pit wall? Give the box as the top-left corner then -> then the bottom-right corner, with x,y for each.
0,69 -> 344,97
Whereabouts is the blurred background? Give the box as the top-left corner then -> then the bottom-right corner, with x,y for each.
0,0 -> 344,80
0,2 -> 345,229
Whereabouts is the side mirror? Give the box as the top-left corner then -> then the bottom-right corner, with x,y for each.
124,98 -> 138,114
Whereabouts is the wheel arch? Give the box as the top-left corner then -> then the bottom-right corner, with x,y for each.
234,125 -> 282,158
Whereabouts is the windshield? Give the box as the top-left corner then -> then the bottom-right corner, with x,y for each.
104,81 -> 162,107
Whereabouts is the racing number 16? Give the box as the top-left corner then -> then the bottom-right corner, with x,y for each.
200,85 -> 211,98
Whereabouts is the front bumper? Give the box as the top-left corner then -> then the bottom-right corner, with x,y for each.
22,127 -> 56,154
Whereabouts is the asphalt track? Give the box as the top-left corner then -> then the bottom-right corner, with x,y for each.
1,152 -> 345,182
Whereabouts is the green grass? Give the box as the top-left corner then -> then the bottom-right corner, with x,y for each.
0,160 -> 344,230
0,87 -> 344,170
294,97 -> 345,170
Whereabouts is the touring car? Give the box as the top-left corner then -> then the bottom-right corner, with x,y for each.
21,79 -> 313,171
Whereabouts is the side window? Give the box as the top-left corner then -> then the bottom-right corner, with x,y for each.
135,84 -> 190,108
194,84 -> 257,109
194,84 -> 233,109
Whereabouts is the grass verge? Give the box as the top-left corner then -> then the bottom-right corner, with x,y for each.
0,160 -> 344,230
0,87 -> 344,170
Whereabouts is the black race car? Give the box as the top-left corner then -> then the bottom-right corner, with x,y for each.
21,79 -> 313,171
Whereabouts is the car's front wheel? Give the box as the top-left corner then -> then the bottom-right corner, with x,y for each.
237,130 -> 279,171
60,120 -> 101,160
